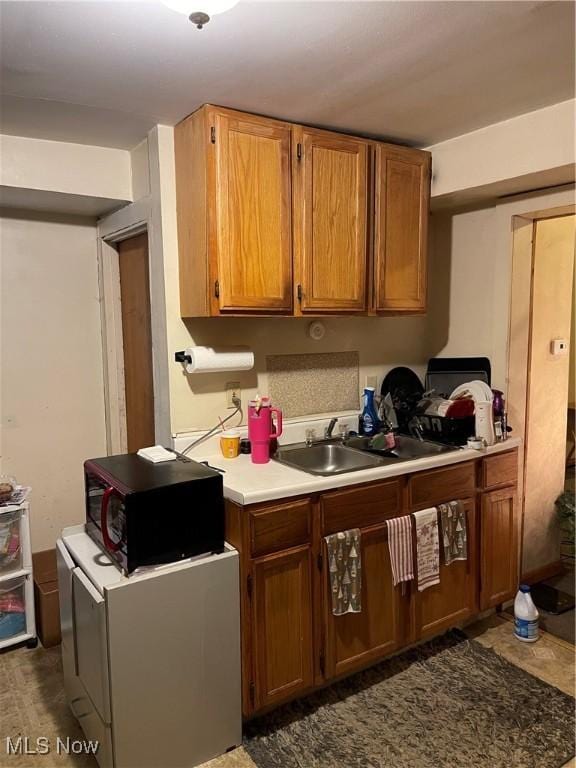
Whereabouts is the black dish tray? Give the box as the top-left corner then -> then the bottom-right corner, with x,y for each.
410,414 -> 476,446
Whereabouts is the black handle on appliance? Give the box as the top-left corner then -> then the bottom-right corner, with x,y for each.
101,487 -> 122,553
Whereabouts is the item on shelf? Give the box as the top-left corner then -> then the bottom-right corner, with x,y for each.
84,454 -> 225,574
0,510 -> 21,572
32,549 -> 61,648
381,367 -> 424,431
0,476 -> 16,504
175,346 -> 254,373
425,357 -> 491,398
514,585 -> 539,643
220,430 -> 240,459
0,484 -> 31,507
360,387 -> 380,436
247,396 -> 283,464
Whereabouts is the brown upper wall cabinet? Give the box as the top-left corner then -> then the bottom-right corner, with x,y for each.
293,127 -> 369,314
175,105 -> 431,317
175,105 -> 293,316
373,145 -> 431,313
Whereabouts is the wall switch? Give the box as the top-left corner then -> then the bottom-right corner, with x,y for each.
366,375 -> 378,390
550,339 -> 569,356
226,381 -> 241,408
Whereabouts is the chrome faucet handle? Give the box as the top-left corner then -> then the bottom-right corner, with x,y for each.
305,428 -> 316,446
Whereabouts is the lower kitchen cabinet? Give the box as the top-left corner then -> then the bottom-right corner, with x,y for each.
251,545 -> 314,711
228,449 -> 519,718
479,486 -> 518,610
413,498 -> 478,639
323,522 -> 409,680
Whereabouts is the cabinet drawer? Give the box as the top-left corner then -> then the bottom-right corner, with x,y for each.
322,480 -> 401,535
481,450 -> 518,490
250,500 -> 312,557
409,462 -> 475,509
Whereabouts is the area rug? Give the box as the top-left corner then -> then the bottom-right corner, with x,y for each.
244,631 -> 575,768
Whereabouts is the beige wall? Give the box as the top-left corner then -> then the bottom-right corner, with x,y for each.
427,100 -> 575,203
0,134 -> 132,202
0,210 -> 107,551
431,186 -> 576,397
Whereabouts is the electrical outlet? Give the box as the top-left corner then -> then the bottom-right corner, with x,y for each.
226,381 -> 241,408
366,375 -> 378,390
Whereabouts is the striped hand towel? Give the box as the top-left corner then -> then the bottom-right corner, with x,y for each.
386,516 -> 414,586
413,508 -> 440,592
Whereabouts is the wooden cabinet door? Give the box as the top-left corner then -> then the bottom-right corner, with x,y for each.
480,487 -> 519,609
251,545 -> 314,710
414,499 -> 478,640
373,145 -> 430,312
323,524 -> 408,680
214,111 -> 293,312
295,129 -> 369,312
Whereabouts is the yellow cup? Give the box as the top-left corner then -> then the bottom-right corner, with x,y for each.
220,430 -> 240,459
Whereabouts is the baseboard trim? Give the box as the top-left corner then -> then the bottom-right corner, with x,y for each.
521,560 -> 564,585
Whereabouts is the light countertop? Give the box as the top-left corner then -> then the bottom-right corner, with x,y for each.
196,437 -> 522,506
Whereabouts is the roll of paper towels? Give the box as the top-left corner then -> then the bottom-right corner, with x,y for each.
180,346 -> 254,374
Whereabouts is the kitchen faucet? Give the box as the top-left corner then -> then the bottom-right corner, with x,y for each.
324,418 -> 338,439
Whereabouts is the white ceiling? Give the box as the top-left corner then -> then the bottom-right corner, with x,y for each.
1,0 -> 574,150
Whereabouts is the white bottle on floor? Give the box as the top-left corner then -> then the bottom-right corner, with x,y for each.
514,584 -> 539,642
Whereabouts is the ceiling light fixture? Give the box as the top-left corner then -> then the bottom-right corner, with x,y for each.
161,0 -> 239,28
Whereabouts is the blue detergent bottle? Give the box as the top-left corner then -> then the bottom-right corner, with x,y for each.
361,387 -> 380,436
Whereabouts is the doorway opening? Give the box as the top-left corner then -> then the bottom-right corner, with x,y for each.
117,232 -> 155,451
508,209 -> 575,643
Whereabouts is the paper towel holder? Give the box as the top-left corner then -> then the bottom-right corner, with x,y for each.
175,346 -> 255,374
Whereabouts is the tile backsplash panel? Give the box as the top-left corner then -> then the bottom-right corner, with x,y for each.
266,352 -> 360,418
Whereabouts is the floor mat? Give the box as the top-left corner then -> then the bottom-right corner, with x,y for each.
244,631 -> 575,768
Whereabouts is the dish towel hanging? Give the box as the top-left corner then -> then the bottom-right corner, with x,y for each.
413,508 -> 440,592
438,500 -> 468,564
386,516 -> 414,586
324,529 -> 362,616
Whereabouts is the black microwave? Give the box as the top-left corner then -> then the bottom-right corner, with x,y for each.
84,452 -> 224,574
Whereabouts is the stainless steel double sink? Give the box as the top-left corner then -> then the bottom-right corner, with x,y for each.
273,434 -> 459,476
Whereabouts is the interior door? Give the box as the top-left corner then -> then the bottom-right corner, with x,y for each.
374,145 -> 430,312
480,487 -> 518,609
251,545 -> 314,710
323,523 -> 407,680
118,232 -> 155,451
413,498 -> 478,639
214,112 -> 293,312
296,129 -> 369,312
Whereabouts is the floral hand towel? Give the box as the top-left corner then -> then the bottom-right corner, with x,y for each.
413,508 -> 440,592
324,529 -> 362,615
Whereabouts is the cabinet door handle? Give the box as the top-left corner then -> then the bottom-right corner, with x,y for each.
297,284 -> 303,302
296,143 -> 302,161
